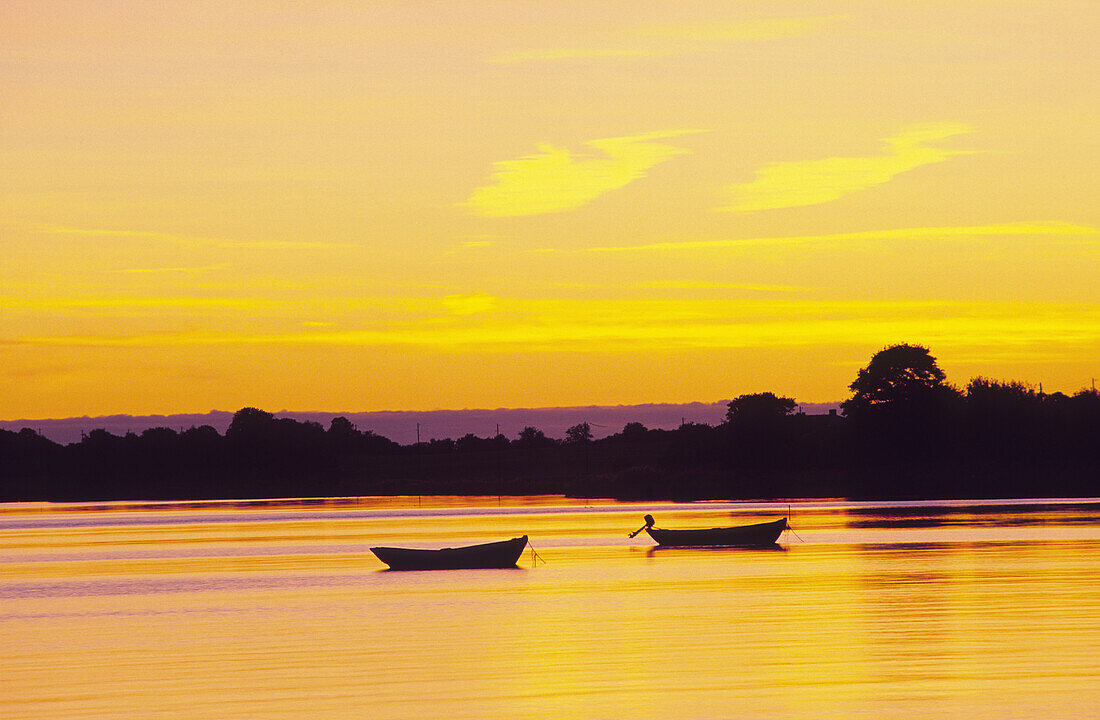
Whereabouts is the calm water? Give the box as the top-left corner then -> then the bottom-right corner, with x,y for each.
1,496 -> 1097,719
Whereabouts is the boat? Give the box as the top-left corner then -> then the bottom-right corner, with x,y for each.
629,514 -> 787,547
370,535 -> 529,570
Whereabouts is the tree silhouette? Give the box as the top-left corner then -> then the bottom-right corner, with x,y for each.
328,416 -> 358,438
725,392 -> 796,422
841,344 -> 962,477
841,344 -> 957,417
517,426 -> 551,446
964,377 -> 1043,464
722,393 -> 798,474
326,416 -> 360,454
226,407 -> 276,439
3,382 -> 1097,503
565,422 -> 592,444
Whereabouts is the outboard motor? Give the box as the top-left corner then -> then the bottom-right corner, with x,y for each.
629,514 -> 656,538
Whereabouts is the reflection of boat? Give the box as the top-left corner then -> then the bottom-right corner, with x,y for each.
370,536 -> 528,570
629,515 -> 787,547
645,543 -> 786,557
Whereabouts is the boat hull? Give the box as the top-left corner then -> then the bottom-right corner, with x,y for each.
644,518 -> 787,547
370,535 -> 528,570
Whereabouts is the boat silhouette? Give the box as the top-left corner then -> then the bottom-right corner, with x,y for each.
629,514 -> 787,547
371,535 -> 528,570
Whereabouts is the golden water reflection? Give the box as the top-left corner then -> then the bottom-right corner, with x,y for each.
1,497 -> 1097,719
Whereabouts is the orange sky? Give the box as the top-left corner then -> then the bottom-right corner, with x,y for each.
2,1 -> 1098,419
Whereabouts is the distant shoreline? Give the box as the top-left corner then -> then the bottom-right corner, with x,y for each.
5,361 -> 1097,504
3,495 -> 1095,512
0,401 -> 843,446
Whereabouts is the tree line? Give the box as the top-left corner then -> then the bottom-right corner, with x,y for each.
2,344 -> 1097,502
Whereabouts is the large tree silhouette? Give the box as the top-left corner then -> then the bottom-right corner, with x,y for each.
841,344 -> 962,480
841,344 -> 957,417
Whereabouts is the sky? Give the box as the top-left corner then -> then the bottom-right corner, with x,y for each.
2,1 -> 1098,421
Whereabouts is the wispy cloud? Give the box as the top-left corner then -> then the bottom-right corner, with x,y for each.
33,224 -> 357,250
632,281 -> 807,292
720,122 -> 975,212
514,280 -> 808,294
491,47 -> 655,64
443,239 -> 498,256
35,225 -> 189,242
14,299 -> 1100,355
442,292 -> 497,315
639,16 -> 839,42
1,295 -> 277,311
215,240 -> 359,250
489,16 -> 840,64
462,129 -> 705,217
579,222 -> 1099,254
115,265 -> 229,274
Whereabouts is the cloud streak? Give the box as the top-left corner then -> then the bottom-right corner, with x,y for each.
115,265 -> 229,274
1,296 -> 278,312
577,222 -> 1098,254
33,225 -> 357,250
463,130 -> 705,217
721,123 -> 975,212
13,299 -> 1100,356
489,16 -> 840,64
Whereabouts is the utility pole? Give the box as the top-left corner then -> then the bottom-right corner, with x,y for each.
416,422 -> 421,481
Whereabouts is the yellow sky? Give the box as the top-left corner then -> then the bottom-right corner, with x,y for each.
2,1 -> 1098,419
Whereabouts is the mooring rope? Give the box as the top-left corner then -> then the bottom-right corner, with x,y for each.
528,540 -> 546,566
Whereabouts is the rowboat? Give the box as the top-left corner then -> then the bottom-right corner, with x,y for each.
629,514 -> 787,547
370,535 -> 528,570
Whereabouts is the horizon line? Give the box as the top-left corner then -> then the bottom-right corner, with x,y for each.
0,400 -> 845,446
0,399 -> 845,426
